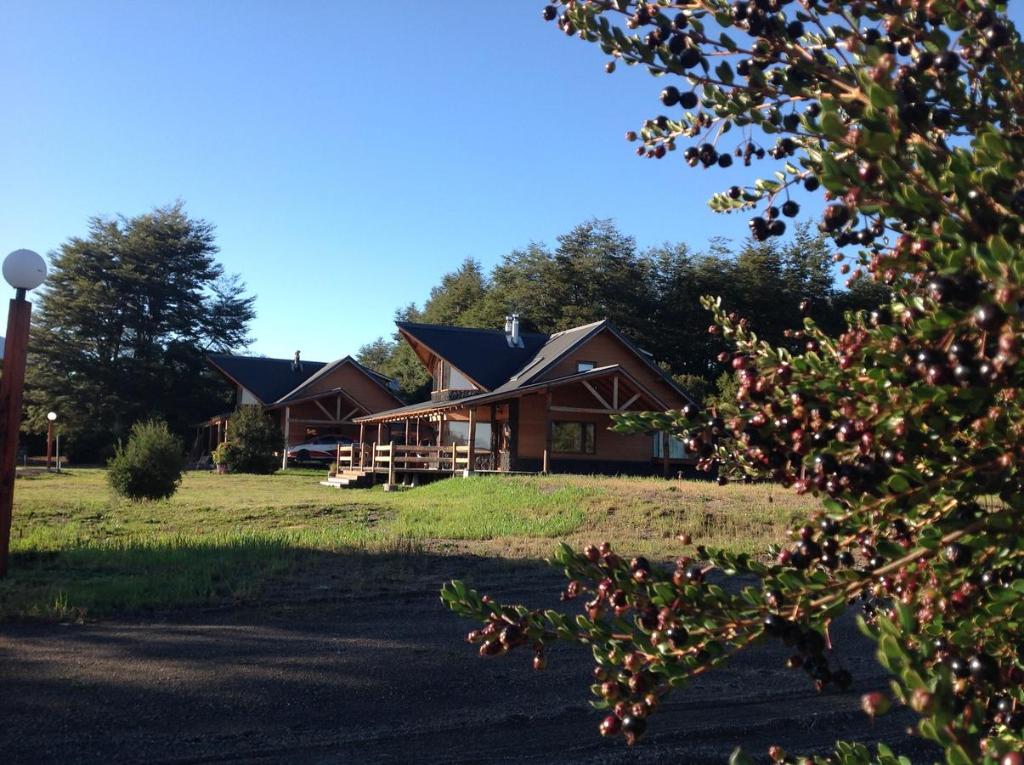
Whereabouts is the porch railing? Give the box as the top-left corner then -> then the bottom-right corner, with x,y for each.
333,441 -> 495,481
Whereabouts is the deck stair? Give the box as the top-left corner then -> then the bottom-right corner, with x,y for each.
320,468 -> 372,489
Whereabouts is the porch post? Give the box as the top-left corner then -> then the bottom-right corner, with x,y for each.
416,418 -> 421,446
662,431 -> 670,477
358,422 -> 366,469
544,390 -> 553,475
467,407 -> 476,475
281,406 -> 290,470
404,418 -> 410,446
377,422 -> 383,447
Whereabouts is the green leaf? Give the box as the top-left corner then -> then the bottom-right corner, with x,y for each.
729,748 -> 755,765
868,84 -> 894,109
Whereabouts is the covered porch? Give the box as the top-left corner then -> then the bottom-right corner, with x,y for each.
331,364 -> 684,486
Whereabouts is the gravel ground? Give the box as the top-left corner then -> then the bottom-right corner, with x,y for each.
0,556 -> 937,764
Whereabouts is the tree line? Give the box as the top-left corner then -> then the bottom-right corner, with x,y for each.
357,218 -> 887,403
23,203 -> 255,460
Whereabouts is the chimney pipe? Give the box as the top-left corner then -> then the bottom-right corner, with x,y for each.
505,313 -> 523,348
293,350 -> 301,371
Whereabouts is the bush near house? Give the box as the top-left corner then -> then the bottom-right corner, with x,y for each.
107,420 -> 185,500
219,405 -> 281,474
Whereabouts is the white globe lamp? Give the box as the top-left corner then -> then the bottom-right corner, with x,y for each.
3,249 -> 46,292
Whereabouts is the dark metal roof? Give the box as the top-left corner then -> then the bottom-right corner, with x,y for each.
396,322 -> 549,390
394,318 -> 693,405
492,320 -> 607,393
207,354 -> 327,405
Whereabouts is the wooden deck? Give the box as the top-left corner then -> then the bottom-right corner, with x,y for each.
324,442 -> 517,488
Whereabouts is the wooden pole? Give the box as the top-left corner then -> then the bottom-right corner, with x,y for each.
662,431 -> 670,477
404,418 -> 410,446
452,441 -> 457,476
467,408 -> 476,474
281,406 -> 290,470
542,448 -> 549,475
416,418 -> 421,446
358,422 -> 365,469
388,440 -> 395,486
0,294 -> 33,578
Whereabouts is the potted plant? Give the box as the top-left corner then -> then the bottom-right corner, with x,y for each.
211,443 -> 230,474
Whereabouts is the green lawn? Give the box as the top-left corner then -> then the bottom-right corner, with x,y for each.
0,468 -> 815,621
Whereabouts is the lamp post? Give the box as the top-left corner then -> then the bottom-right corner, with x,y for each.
46,411 -> 57,471
0,249 -> 47,578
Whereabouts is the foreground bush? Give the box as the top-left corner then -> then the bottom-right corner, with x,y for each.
219,405 -> 280,474
443,2 -> 1024,763
107,420 -> 185,500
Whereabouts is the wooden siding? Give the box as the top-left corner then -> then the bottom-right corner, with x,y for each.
293,363 -> 400,412
516,390 -> 652,463
539,329 -> 687,409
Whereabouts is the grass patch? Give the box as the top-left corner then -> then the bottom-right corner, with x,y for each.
0,469 -> 816,621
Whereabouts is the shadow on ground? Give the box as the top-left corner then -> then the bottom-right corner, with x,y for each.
0,548 -> 936,764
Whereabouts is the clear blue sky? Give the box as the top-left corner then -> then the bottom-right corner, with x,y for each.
3,2 -> 1021,363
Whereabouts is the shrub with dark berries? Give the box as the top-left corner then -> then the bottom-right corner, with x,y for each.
445,3 -> 1024,764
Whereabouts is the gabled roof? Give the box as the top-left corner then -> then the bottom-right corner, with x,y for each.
207,353 -> 328,405
395,318 -> 693,404
493,320 -> 607,393
272,356 -> 400,406
396,322 -> 548,391
207,353 -> 399,408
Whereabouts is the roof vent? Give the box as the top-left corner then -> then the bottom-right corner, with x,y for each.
506,313 -> 524,349
292,350 -> 302,371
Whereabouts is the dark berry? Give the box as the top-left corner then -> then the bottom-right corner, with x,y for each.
974,304 -> 1007,333
620,714 -> 647,739
781,200 -> 800,217
664,626 -> 688,647
944,542 -> 971,567
542,5 -> 557,22
660,86 -> 680,107
969,653 -> 999,684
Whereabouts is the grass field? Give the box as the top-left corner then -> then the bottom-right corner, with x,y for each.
0,468 -> 816,621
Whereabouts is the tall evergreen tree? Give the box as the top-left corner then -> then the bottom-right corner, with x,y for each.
24,203 -> 255,459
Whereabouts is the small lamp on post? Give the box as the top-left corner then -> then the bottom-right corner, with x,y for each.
46,411 -> 57,471
0,249 -> 47,578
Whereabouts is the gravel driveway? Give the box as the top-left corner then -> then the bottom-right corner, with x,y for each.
0,554 -> 934,764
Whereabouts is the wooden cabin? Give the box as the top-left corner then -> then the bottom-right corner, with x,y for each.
204,351 -> 404,467
350,317 -> 695,479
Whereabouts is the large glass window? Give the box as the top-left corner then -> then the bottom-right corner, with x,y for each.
442,362 -> 474,391
652,433 -> 687,459
444,421 -> 492,450
551,421 -> 596,454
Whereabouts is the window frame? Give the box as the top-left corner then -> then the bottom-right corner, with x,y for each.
550,421 -> 597,455
575,360 -> 597,373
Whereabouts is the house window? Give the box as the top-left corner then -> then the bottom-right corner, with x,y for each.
551,421 -> 596,454
444,421 -> 493,450
652,433 -> 687,459
576,361 -> 596,373
442,362 -> 474,390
